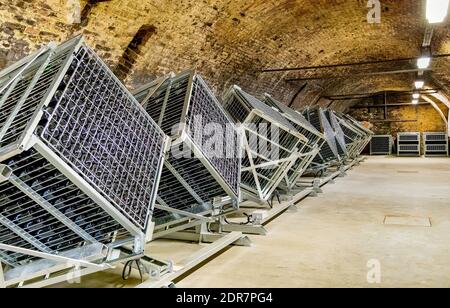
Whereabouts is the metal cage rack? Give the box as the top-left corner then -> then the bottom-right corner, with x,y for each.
262,94 -> 325,190
370,135 -> 393,155
341,113 -> 373,155
423,132 -> 448,157
397,132 -> 421,157
302,108 -> 342,169
331,111 -> 373,159
0,36 -> 167,269
223,86 -> 307,202
325,110 -> 348,160
133,71 -> 241,230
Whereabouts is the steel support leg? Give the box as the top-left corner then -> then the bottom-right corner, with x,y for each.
309,179 -> 323,197
137,232 -> 248,288
339,165 -> 347,177
0,262 -> 5,289
212,223 -> 268,236
161,222 -> 252,247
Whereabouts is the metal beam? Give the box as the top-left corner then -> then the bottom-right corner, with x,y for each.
137,231 -> 248,288
9,174 -> 98,243
325,89 -> 440,101
371,119 -> 418,123
261,53 -> 450,73
351,102 -> 430,109
0,244 -> 109,270
285,68 -> 431,82
0,214 -> 52,253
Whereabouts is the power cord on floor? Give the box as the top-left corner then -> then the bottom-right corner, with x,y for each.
267,190 -> 281,208
224,212 -> 254,225
122,259 -> 144,283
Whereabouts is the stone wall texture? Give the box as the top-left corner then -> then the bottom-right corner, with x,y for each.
0,0 -> 449,132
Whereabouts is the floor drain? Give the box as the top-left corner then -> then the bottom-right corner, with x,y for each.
384,216 -> 431,227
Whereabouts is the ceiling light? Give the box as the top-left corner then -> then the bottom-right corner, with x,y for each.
413,92 -> 421,99
412,99 -> 419,105
415,80 -> 425,89
426,0 -> 449,23
417,57 -> 431,69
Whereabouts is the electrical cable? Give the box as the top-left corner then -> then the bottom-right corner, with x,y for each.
267,190 -> 281,208
122,259 -> 144,283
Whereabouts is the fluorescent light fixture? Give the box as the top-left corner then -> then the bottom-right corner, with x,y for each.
417,57 -> 431,69
412,99 -> 419,105
426,0 -> 449,23
413,93 -> 421,99
415,80 -> 425,89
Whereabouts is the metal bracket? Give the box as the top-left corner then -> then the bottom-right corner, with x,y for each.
309,178 -> 323,197
137,231 -> 250,288
339,165 -> 347,177
0,164 -> 12,183
154,203 -> 214,222
0,261 -> 5,289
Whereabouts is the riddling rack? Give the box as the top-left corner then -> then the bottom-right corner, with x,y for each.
133,71 -> 241,234
397,132 -> 421,157
423,132 -> 448,157
302,108 -> 342,171
330,111 -> 368,159
370,135 -> 393,155
339,113 -> 373,157
0,36 -> 167,284
223,86 -> 307,202
326,110 -> 348,160
262,94 -> 325,191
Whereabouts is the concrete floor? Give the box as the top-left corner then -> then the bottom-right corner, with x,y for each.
56,156 -> 450,288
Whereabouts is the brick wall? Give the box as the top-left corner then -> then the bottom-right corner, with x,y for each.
0,0 -> 449,114
350,102 -> 447,136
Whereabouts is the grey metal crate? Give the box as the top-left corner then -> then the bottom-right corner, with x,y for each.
325,110 -> 348,159
134,71 -> 240,226
223,86 -> 307,202
397,132 -> 421,156
302,108 -> 342,167
0,36 -> 167,266
370,135 -> 393,155
331,111 -> 373,159
423,132 -> 448,157
262,94 -> 325,190
341,113 -> 374,154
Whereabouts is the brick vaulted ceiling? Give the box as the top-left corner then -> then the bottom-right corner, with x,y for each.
0,0 -> 449,112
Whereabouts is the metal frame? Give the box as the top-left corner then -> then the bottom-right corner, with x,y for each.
262,94 -> 325,191
370,135 -> 393,155
397,132 -> 421,157
423,132 -> 448,157
0,36 -> 167,282
0,241 -> 176,288
137,231 -> 250,288
341,113 -> 373,155
302,108 -> 343,173
133,71 -> 241,235
223,86 -> 308,202
330,111 -> 373,159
